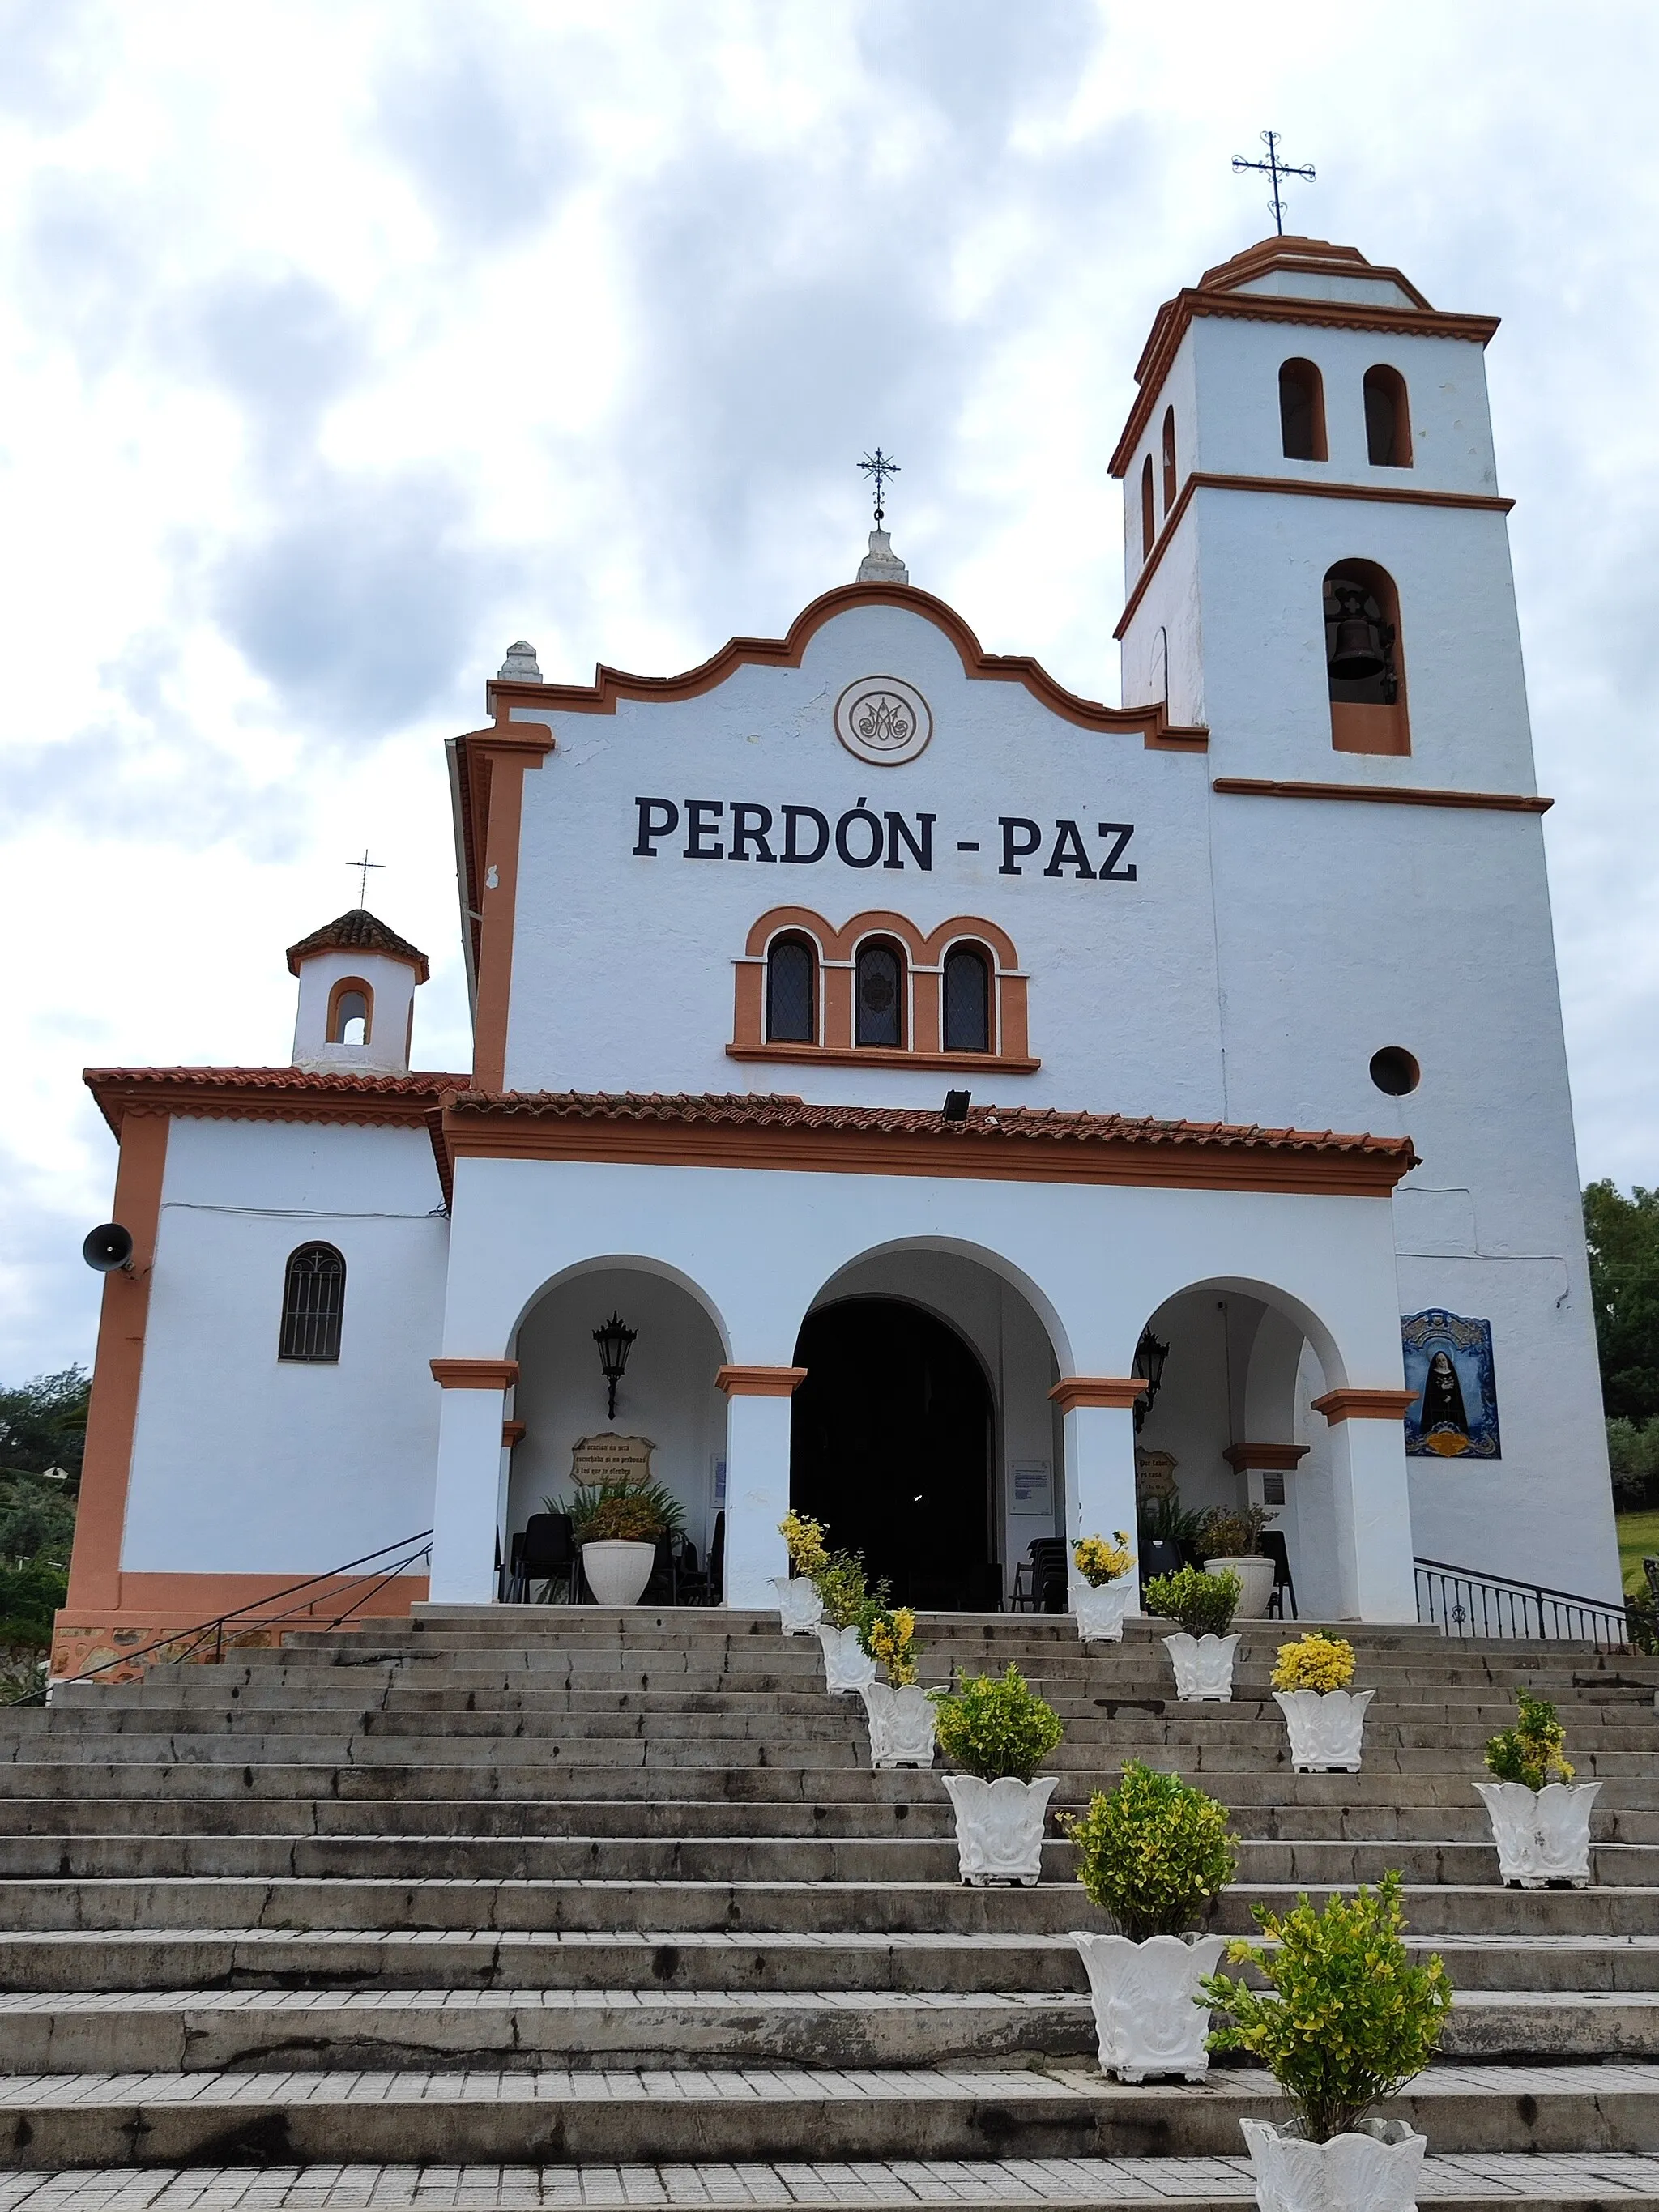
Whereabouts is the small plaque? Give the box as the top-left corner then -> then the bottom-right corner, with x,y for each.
569,1434 -> 656,1488
1009,1460 -> 1052,1516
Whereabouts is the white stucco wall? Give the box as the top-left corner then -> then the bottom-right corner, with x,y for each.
122,1116 -> 448,1574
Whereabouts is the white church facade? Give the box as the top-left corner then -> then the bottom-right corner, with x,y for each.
58,235 -> 1621,1675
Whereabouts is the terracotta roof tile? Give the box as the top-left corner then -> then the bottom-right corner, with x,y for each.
285,909 -> 429,981
83,1066 -> 464,1138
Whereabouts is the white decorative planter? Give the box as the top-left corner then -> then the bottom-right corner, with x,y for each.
1162,1631 -> 1241,1701
1240,2116 -> 1427,2212
859,1681 -> 937,1770
1207,1554 -> 1275,1618
580,1540 -> 655,1607
1275,1687 -> 1374,1773
1074,1579 -> 1134,1643
1475,1779 -> 1601,1887
771,1575 -> 824,1635
1070,1930 -> 1228,2082
942,1774 -> 1057,1885
815,1622 -> 877,1695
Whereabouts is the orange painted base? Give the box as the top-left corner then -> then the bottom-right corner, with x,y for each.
51,1575 -> 429,1686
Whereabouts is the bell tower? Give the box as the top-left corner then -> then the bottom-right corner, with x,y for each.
286,908 -> 429,1074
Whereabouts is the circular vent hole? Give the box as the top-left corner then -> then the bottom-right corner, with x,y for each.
1369,1046 -> 1420,1097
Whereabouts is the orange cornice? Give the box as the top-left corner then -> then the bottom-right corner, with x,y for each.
1213,778 -> 1551,815
430,1358 -> 520,1390
727,1043 -> 1041,1074
1049,1377 -> 1149,1414
1311,1387 -> 1421,1424
715,1365 -> 808,1397
439,1091 -> 1418,1200
1115,471 -> 1516,641
1223,1441 -> 1311,1472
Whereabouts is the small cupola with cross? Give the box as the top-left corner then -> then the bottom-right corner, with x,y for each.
286,880 -> 429,1073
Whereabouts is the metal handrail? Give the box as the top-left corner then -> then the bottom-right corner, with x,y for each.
11,1529 -> 433,1706
1414,1554 -> 1630,1651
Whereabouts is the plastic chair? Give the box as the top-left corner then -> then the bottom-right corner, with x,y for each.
509,1512 -> 576,1603
1141,1537 -> 1185,1586
1263,1528 -> 1298,1619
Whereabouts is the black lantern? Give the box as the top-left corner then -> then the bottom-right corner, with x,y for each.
592,1311 -> 637,1421
1132,1326 -> 1169,1434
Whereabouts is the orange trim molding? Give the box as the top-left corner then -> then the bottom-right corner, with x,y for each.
430,1358 -> 520,1390
1213,778 -> 1551,815
1049,1377 -> 1149,1414
1311,1388 -> 1420,1424
716,1365 -> 808,1397
502,1420 -> 527,1447
1223,1441 -> 1311,1472
728,1043 -> 1041,1074
457,722 -> 555,1093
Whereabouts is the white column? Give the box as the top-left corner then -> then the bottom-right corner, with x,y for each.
1314,1391 -> 1418,1622
717,1366 -> 803,1609
428,1361 -> 515,1605
1053,1380 -> 1144,1608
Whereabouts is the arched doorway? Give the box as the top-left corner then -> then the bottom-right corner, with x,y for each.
790,1297 -> 996,1609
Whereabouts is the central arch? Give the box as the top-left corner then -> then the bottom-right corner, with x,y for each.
790,1296 -> 996,1609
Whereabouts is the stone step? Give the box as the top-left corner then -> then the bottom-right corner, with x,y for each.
2,2057 -> 1657,2167
2,2152 -> 1653,2211
0,1982 -> 1654,2076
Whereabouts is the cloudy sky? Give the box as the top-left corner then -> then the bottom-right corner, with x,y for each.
2,0 -> 1657,1382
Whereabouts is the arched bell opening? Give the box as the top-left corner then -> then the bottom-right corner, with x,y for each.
789,1245 -> 1063,1611
1324,557 -> 1410,757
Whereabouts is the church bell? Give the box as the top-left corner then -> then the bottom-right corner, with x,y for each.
1326,579 -> 1387,682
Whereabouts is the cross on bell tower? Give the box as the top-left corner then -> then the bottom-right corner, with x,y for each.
1232,130 -> 1316,235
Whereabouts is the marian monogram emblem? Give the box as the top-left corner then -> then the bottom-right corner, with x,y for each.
834,675 -> 933,766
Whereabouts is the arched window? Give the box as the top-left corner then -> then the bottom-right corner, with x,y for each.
942,944 -> 991,1054
1160,407 -> 1177,514
1324,559 -> 1410,755
326,978 -> 373,1046
279,1243 -> 345,1362
1278,358 -> 1327,461
855,940 -> 904,1048
766,934 -> 816,1044
1363,364 -> 1412,467
1140,454 -> 1155,558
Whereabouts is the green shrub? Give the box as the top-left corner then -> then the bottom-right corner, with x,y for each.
812,1549 -> 881,1629
1201,1872 -> 1452,2142
1193,1505 -> 1273,1562
1141,1563 -> 1240,1636
0,1555 -> 67,1656
1626,1592 -> 1659,1656
1063,1760 -> 1237,1938
552,1478 -> 685,1545
1138,1490 -> 1203,1552
1484,1689 -> 1574,1788
931,1664 -> 1063,1781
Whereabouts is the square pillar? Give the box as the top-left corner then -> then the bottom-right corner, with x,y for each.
429,1358 -> 518,1604
716,1365 -> 807,1609
1311,1389 -> 1420,1621
1051,1378 -> 1146,1609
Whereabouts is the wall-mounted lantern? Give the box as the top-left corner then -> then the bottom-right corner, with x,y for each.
1132,1327 -> 1169,1434
593,1311 -> 638,1421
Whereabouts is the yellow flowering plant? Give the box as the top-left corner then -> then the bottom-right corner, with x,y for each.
1073,1532 -> 1134,1588
856,1603 -> 919,1686
1484,1690 -> 1574,1788
1271,1632 -> 1356,1694
778,1510 -> 829,1579
1201,1872 -> 1452,2143
1063,1761 -> 1237,1939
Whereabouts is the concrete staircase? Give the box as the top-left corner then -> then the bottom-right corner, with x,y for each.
1,1608 -> 1657,2209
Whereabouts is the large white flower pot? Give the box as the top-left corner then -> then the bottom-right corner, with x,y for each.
771,1575 -> 824,1636
1239,2115 -> 1427,2212
1162,1630 -> 1241,1701
1275,1687 -> 1374,1773
1070,1929 -> 1228,2082
815,1622 -> 877,1695
1475,1779 -> 1601,1887
579,1540 -> 655,1607
1074,1579 -> 1134,1643
859,1681 -> 937,1770
1207,1554 -> 1275,1618
942,1774 -> 1057,1885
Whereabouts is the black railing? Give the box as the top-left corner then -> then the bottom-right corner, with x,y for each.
11,1530 -> 433,1707
1415,1555 -> 1630,1651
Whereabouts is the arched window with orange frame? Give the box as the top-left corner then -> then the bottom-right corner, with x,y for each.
1279,358 -> 1327,461
1160,407 -> 1177,514
1363,364 -> 1412,467
326,978 -> 373,1045
1140,455 -> 1155,558
1324,557 -> 1410,756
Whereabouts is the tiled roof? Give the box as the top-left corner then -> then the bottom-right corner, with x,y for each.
285,910 -> 429,981
83,1066 -> 465,1138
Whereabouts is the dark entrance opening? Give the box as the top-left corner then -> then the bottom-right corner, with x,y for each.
790,1296 -> 997,1610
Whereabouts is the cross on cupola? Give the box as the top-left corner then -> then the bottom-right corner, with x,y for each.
854,447 -> 909,586
1232,130 -> 1316,235
345,849 -> 385,907
858,448 -> 900,529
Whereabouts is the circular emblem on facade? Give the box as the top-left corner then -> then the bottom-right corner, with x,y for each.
834,676 -> 933,767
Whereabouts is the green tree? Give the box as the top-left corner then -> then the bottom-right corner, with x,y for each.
1583,1182 -> 1659,1426
0,1366 -> 90,1491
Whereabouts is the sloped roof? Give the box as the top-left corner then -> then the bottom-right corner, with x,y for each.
285,910 -> 430,982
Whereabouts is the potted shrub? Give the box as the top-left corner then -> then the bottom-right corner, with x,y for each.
855,1604 -> 936,1768
1142,1563 -> 1242,1699
1476,1690 -> 1600,1887
557,1477 -> 684,1606
1062,1761 -> 1237,2082
1196,1504 -> 1276,1619
1272,1632 -> 1372,1773
773,1510 -> 827,1634
810,1549 -> 879,1694
932,1664 -> 1064,1884
1071,1532 -> 1137,1642
1202,1872 -> 1452,2211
